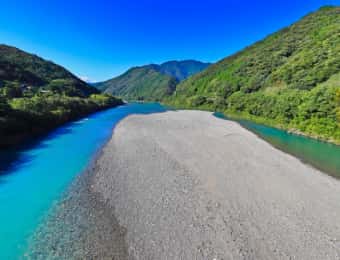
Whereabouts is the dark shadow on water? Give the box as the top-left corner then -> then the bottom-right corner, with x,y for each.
0,125 -> 74,177
0,178 -> 8,185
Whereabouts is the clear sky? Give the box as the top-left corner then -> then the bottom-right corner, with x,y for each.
0,0 -> 339,82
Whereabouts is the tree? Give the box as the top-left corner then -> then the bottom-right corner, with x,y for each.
0,97 -> 11,116
336,89 -> 340,123
1,86 -> 23,98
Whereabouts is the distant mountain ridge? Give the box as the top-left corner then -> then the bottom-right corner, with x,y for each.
95,60 -> 211,101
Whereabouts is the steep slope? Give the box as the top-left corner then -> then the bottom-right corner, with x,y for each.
0,44 -> 97,96
168,6 -> 340,143
0,45 -> 122,148
96,60 -> 210,101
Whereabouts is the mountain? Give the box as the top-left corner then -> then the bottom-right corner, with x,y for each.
167,6 -> 340,143
0,44 -> 97,97
96,60 -> 210,101
0,45 -> 122,148
158,60 -> 211,81
95,65 -> 177,101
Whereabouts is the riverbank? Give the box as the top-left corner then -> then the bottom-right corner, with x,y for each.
163,101 -> 340,146
12,103 -> 165,260
28,110 -> 340,259
220,110 -> 340,146
213,112 -> 340,178
24,154 -> 129,259
0,95 -> 124,149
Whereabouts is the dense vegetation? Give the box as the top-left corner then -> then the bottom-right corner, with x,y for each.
95,60 -> 210,101
0,45 -> 123,148
167,6 -> 340,144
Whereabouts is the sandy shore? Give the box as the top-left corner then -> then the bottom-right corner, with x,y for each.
27,110 -> 340,259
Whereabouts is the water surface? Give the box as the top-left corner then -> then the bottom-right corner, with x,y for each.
0,103 -> 165,260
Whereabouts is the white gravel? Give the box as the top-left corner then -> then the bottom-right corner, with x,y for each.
92,110 -> 340,260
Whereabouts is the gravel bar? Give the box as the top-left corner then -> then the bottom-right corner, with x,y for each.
28,110 -> 340,259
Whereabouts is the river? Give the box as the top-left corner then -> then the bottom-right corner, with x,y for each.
0,103 -> 165,260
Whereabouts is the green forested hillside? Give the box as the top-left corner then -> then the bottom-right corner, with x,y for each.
0,45 -> 122,148
167,6 -> 340,144
0,44 -> 96,96
98,65 -> 177,101
96,60 -> 210,101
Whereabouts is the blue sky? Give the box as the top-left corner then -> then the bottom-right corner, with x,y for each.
0,0 -> 339,82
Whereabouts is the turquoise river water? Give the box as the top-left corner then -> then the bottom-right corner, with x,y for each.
0,104 -> 339,259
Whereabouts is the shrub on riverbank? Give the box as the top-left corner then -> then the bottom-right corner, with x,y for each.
337,89 -> 340,124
